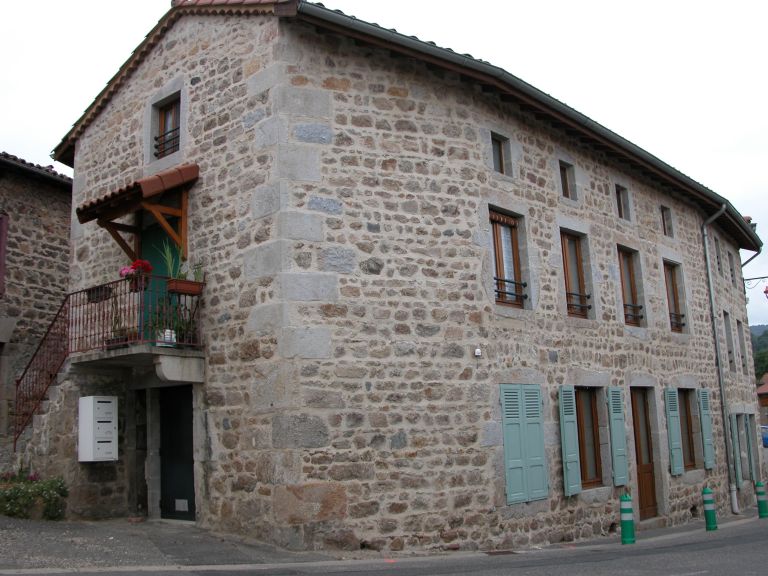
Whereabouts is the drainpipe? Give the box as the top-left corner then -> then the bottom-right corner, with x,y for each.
701,203 -> 739,514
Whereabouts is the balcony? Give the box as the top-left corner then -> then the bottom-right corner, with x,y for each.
68,274 -> 204,370
14,274 -> 205,448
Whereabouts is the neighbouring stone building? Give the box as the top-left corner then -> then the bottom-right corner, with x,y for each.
18,0 -> 763,552
0,152 -> 71,471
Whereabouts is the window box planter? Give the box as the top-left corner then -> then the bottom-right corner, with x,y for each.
167,279 -> 204,296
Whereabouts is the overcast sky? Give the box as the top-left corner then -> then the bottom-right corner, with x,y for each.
2,0 -> 767,323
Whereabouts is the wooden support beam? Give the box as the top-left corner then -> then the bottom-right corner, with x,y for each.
141,201 -> 182,250
102,221 -> 137,261
180,189 -> 189,260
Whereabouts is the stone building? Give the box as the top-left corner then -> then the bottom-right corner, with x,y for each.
19,0 -> 763,551
0,152 -> 71,471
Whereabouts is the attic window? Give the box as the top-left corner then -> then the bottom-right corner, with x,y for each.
155,97 -> 180,159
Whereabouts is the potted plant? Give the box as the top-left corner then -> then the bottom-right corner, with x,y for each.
119,259 -> 153,292
157,240 -> 204,296
146,306 -> 177,347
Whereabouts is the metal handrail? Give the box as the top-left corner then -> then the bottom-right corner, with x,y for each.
14,274 -> 204,450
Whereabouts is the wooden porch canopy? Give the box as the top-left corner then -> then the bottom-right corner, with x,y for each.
76,163 -> 199,261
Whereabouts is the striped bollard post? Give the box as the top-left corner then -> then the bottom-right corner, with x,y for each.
756,482 -> 768,518
620,493 -> 635,544
703,487 -> 717,531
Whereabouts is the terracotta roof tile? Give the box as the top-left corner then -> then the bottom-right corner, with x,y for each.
756,381 -> 768,395
76,163 -> 199,224
0,152 -> 72,189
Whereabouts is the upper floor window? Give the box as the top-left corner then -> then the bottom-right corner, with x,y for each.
727,251 -> 737,285
736,319 -> 748,374
561,230 -> 591,318
491,133 -> 510,175
559,160 -> 576,200
615,185 -> 630,220
155,97 -> 181,159
723,310 -> 736,372
663,260 -> 685,332
618,246 -> 643,326
490,210 -> 526,307
660,206 -> 674,237
714,237 -> 723,275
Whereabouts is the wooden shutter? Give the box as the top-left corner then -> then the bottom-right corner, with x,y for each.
500,384 -> 526,503
559,386 -> 582,496
697,389 -> 715,469
744,415 -> 757,482
665,388 -> 684,476
730,414 -> 742,486
607,387 -> 628,486
523,385 -> 549,501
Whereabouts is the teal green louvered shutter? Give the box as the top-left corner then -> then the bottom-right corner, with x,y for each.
730,414 -> 743,486
607,387 -> 628,486
665,389 -> 684,476
523,384 -> 549,501
744,415 -> 756,482
697,389 -> 715,469
501,384 -> 527,503
559,386 -> 582,496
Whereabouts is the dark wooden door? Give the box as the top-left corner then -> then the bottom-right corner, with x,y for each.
631,387 -> 657,520
159,385 -> 195,520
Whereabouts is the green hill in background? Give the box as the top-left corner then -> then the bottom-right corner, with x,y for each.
751,326 -> 768,381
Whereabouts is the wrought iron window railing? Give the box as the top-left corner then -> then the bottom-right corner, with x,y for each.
669,312 -> 686,332
566,291 -> 592,317
494,276 -> 527,307
623,303 -> 644,325
154,126 -> 180,159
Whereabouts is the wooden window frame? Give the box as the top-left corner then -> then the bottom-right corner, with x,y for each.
714,237 -> 723,275
559,160 -> 575,199
155,98 -> 181,159
661,206 -> 674,237
736,320 -> 748,373
491,134 -> 508,175
618,247 -> 643,326
615,184 -> 630,220
723,310 -> 736,372
576,388 -> 603,488
561,231 -> 590,317
727,251 -> 736,285
491,210 -> 525,307
663,261 -> 685,332
678,389 -> 696,470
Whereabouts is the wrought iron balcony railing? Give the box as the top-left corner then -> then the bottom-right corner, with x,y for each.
14,274 -> 203,449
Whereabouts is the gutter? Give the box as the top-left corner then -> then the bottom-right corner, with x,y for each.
701,203 -> 739,514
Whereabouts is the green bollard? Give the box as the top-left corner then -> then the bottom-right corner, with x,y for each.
703,487 -> 717,531
756,482 -> 768,519
620,493 -> 635,544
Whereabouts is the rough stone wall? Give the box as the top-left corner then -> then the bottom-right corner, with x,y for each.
20,370 -> 130,518
25,10 -> 761,553
0,169 -> 70,470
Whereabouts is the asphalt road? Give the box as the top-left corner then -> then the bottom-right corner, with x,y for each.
1,514 -> 766,576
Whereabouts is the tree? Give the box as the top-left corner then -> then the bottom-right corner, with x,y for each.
755,349 -> 768,383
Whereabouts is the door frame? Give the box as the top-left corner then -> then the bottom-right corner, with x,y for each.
631,387 -> 659,520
